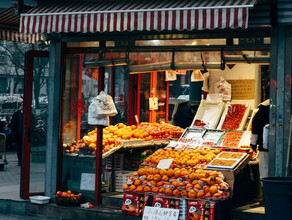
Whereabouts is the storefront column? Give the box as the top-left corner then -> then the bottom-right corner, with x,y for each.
45,33 -> 62,197
269,25 -> 292,177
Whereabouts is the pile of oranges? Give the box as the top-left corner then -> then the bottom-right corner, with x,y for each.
138,122 -> 184,139
143,148 -> 221,168
123,167 -> 230,199
83,123 -> 153,154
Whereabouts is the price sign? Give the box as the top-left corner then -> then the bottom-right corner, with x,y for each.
157,159 -> 174,169
80,173 -> 95,191
142,206 -> 179,220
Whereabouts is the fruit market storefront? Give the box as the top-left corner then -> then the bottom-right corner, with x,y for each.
19,0 -> 292,217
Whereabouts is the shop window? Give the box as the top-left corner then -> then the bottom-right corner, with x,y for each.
135,39 -> 226,46
0,77 -> 7,93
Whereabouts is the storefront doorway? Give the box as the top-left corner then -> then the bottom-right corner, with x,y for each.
21,50 -> 49,199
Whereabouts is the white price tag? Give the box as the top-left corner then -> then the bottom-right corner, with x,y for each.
157,159 -> 173,169
142,206 -> 179,220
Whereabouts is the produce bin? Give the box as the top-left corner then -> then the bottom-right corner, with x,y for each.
262,177 -> 292,220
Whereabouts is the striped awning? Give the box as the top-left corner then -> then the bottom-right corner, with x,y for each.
20,0 -> 257,34
0,30 -> 42,44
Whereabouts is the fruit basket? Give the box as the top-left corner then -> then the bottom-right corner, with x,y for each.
54,191 -> 83,207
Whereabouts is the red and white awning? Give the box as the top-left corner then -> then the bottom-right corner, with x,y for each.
0,30 -> 42,44
20,0 -> 257,34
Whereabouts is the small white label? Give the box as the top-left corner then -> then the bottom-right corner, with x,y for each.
80,173 -> 95,191
157,159 -> 174,169
142,206 -> 179,220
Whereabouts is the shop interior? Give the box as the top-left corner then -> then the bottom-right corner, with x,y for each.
60,37 -> 270,205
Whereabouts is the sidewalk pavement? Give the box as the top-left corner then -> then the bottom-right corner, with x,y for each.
0,213 -> 54,219
0,152 -> 22,200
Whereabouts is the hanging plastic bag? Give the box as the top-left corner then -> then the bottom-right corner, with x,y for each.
214,77 -> 232,101
191,70 -> 204,82
88,101 -> 110,125
95,91 -> 118,116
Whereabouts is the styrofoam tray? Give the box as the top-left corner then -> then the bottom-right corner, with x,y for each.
29,196 -> 51,204
201,129 -> 225,147
238,131 -> 252,148
217,103 -> 250,130
246,108 -> 259,131
191,100 -> 225,129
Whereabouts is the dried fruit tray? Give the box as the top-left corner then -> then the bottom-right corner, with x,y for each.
191,100 -> 225,129
216,152 -> 247,160
217,103 -> 250,130
216,131 -> 244,148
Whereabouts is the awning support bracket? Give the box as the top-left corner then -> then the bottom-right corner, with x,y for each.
221,48 -> 226,70
170,49 -> 176,70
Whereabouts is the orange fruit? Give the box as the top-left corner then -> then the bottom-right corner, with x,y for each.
192,180 -> 199,185
153,169 -> 160,175
136,185 -> 144,192
188,190 -> 197,199
134,179 -> 141,186
213,193 -> 221,198
209,186 -> 218,195
149,180 -> 156,187
129,185 -> 136,192
205,192 -> 211,198
153,174 -> 161,182
204,186 -> 210,194
144,186 -> 151,192
123,184 -> 129,191
142,180 -> 148,186
210,171 -> 219,177
197,190 -> 205,198
138,168 -> 146,176
180,190 -> 188,197
175,170 -> 181,178
152,187 -> 159,193
207,177 -> 216,186
162,175 -> 169,181
156,181 -> 164,187
160,169 -> 167,175
194,184 -> 202,190
173,189 -> 180,196
189,173 -> 196,181
159,188 -> 165,194
145,169 -> 153,175
172,181 -> 178,188
167,169 -> 175,177
165,188 -> 173,196
146,175 -> 153,181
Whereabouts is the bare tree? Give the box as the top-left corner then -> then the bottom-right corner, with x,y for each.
0,41 -> 49,108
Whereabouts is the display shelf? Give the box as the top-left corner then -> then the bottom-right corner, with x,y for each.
102,145 -> 123,159
191,100 -> 225,129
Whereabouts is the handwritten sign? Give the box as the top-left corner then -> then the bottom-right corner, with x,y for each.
80,173 -> 95,191
227,79 -> 255,100
149,97 -> 158,110
142,206 -> 179,220
157,159 -> 174,169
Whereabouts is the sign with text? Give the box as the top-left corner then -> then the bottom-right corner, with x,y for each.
142,206 -> 179,220
157,159 -> 174,169
227,79 -> 255,100
80,173 -> 95,191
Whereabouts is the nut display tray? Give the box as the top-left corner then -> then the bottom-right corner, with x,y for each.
178,127 -> 206,145
201,129 -> 225,147
207,152 -> 247,170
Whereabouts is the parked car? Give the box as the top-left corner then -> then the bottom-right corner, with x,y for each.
168,99 -> 189,125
